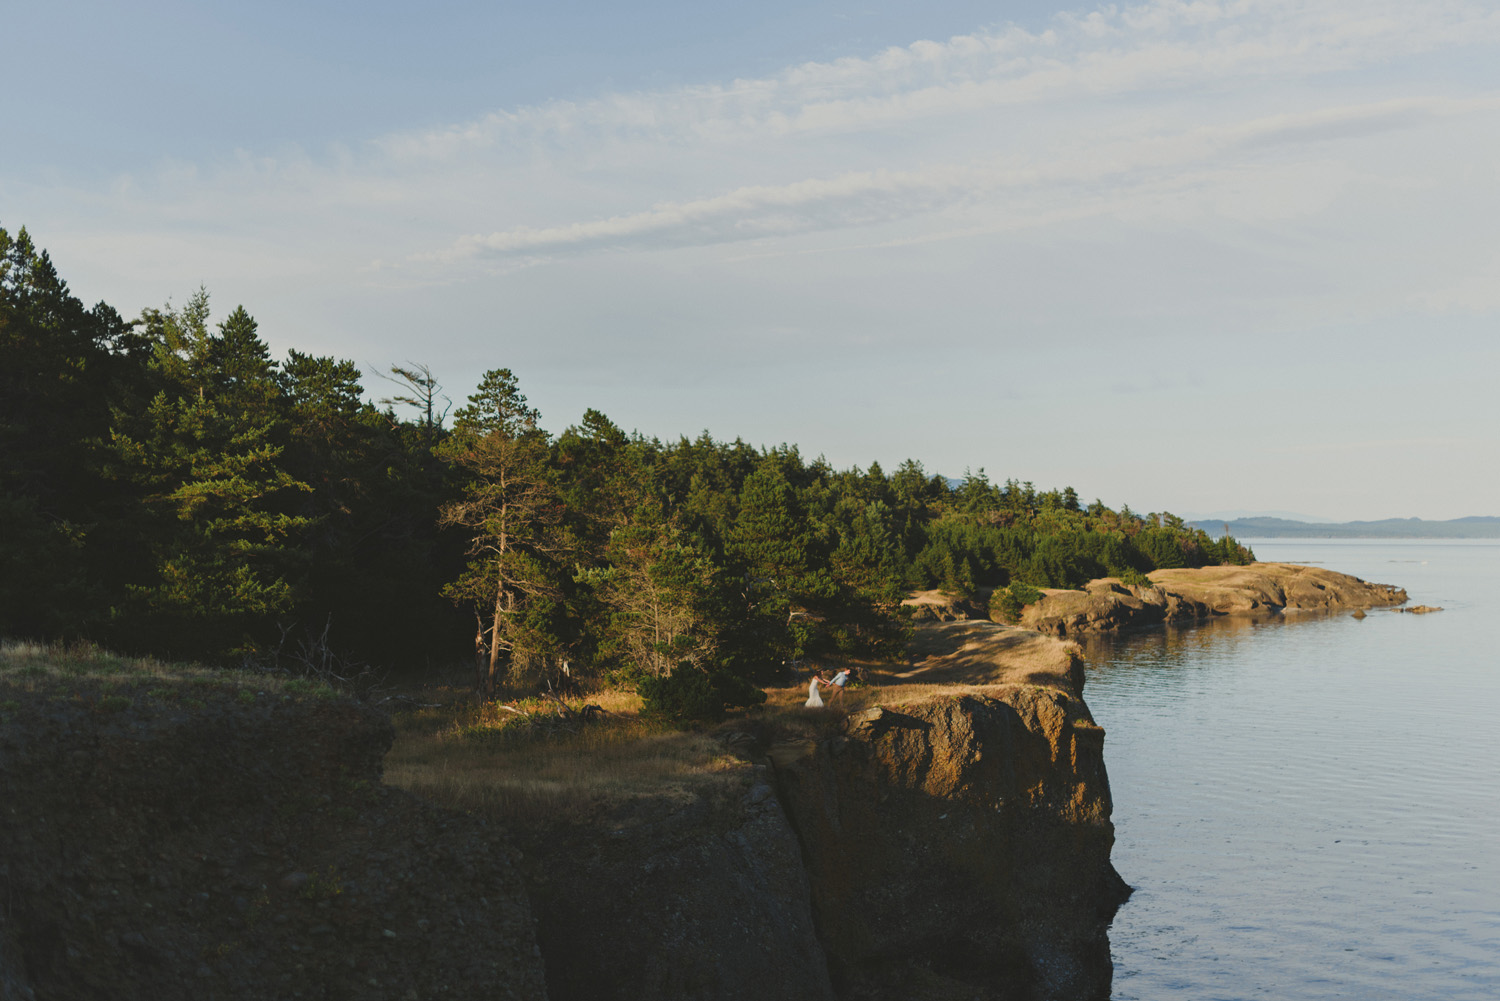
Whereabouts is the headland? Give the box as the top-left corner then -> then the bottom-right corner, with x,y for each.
0,561 -> 1407,1000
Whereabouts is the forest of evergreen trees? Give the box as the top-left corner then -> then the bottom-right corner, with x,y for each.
1,223 -> 1253,693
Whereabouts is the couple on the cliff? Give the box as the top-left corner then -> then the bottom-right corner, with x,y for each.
804,668 -> 851,708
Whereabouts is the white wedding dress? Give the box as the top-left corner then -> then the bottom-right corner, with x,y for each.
805,678 -> 824,708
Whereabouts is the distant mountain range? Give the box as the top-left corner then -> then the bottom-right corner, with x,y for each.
1179,509 -> 1335,524
1188,516 -> 1500,539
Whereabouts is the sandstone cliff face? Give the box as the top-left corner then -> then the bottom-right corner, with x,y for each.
769,687 -> 1127,1001
0,688 -> 547,1001
1021,562 -> 1408,637
508,616 -> 1120,1001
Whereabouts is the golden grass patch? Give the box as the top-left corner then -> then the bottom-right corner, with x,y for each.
384,688 -> 749,828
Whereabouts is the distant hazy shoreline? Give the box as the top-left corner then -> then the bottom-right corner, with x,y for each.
1189,516 -> 1500,539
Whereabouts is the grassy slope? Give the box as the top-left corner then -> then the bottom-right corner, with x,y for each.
0,638 -> 338,710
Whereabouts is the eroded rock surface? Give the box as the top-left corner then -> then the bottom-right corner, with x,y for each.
771,687 -> 1126,1001
1021,562 -> 1408,637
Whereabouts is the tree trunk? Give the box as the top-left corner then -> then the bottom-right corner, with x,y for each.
487,573 -> 505,697
473,613 -> 487,694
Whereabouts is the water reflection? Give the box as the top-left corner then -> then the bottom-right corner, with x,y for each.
1082,544 -> 1500,1001
1077,613 -> 1268,668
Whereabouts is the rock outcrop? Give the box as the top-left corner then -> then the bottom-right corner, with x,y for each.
0,686 -> 547,1001
2,616 -> 1127,1001
505,615 -> 1122,1001
1021,562 -> 1408,637
902,590 -> 989,623
770,686 -> 1126,1001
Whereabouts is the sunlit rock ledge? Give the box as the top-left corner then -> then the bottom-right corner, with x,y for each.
1021,562 -> 1409,637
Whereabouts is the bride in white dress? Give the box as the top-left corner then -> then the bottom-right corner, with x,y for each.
805,676 -> 824,708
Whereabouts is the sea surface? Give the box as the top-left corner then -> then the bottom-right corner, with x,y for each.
1081,540 -> 1500,1001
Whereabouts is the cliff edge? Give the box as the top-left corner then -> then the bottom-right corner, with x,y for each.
3,618 -> 1127,1001
770,682 -> 1126,1001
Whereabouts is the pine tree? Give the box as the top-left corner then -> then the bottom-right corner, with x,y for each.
436,369 -> 566,695
106,300 -> 312,658
596,513 -> 723,677
0,224 -> 142,638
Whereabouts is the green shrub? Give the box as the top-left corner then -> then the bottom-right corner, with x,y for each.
991,582 -> 1044,625
602,662 -> 648,691
637,666 -> 767,724
283,678 -> 336,698
1009,582 -> 1042,605
1116,567 -> 1152,587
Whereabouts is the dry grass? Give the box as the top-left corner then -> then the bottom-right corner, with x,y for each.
380,668 -> 1042,832
758,678 -> 891,733
758,676 -> 1063,730
384,687 -> 749,829
0,638 -> 327,697
383,671 -> 973,831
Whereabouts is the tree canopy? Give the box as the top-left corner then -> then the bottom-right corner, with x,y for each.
0,221 -> 1254,686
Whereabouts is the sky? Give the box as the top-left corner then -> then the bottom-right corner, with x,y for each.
6,0 -> 1499,522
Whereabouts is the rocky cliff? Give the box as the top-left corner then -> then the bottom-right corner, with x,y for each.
516,634 -> 1126,1001
1021,562 -> 1408,637
2,621 -> 1124,1001
769,685 -> 1127,1001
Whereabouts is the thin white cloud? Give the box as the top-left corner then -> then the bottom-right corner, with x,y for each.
439,95 -> 1499,260
381,0 -> 1500,160
55,0 -> 1500,284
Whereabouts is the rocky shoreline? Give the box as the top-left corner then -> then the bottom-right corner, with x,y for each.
1019,562 -> 1408,638
10,557 -> 1405,1001
1,620 -> 1128,1001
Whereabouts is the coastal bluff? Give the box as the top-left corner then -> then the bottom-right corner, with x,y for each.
1019,562 -> 1408,637
517,620 -> 1126,1001
1,620 -> 1125,1001
768,682 -> 1127,1001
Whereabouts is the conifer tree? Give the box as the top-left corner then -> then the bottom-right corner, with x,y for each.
595,512 -> 723,677
1,224 -> 142,637
437,369 -> 566,695
107,300 -> 312,657
727,460 -> 836,666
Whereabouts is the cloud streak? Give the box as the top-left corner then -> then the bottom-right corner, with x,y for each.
440,94 -> 1499,259
384,0 -> 1500,160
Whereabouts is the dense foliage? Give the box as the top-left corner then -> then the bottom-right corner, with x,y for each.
0,223 -> 1253,690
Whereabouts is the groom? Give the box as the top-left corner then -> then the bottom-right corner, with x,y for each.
818,666 -> 851,701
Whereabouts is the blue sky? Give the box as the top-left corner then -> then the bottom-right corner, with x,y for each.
7,0 -> 1499,521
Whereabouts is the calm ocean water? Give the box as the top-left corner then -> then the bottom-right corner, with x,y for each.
1082,540 -> 1500,1001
